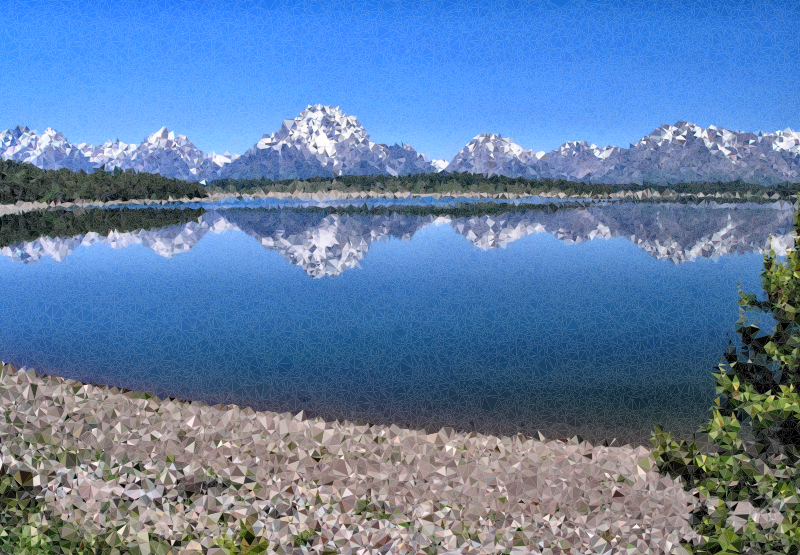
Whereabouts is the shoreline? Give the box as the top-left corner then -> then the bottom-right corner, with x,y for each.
0,361 -> 706,554
1,188 -> 796,218
22,366 -> 713,449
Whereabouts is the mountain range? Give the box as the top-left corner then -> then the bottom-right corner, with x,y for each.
2,105 -> 799,185
3,204 -> 796,274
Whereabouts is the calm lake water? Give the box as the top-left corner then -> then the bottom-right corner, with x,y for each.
0,199 -> 795,445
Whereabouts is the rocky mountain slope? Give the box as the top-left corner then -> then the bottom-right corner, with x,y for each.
444,122 -> 800,185
3,114 -> 799,185
0,105 -> 445,183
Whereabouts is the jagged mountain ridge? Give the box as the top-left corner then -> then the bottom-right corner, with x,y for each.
216,105 -> 445,181
0,125 -> 240,183
444,122 -> 800,185
0,105 -> 446,183
2,109 -> 800,185
2,205 -> 795,275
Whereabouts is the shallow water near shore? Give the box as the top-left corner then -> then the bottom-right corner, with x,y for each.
0,200 -> 794,445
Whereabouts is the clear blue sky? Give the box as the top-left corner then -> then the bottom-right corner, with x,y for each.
2,0 -> 798,162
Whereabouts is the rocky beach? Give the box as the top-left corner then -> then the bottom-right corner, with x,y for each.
0,362 -> 711,555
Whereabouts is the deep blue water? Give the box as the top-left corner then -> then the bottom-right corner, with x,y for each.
0,202 -> 791,444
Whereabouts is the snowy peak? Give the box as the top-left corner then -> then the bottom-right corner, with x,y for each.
38,127 -> 70,144
255,104 -> 373,154
1,125 -> 30,140
141,127 -> 203,154
431,159 -> 450,172
446,121 -> 800,184
0,124 -> 241,182
0,126 -> 95,172
1,126 -> 26,148
3,113 -> 800,185
445,133 -> 545,177
636,121 -> 800,154
145,126 -> 179,147
218,104 -> 441,180
206,150 -> 240,170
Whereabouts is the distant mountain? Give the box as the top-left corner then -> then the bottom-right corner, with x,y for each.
0,125 -> 238,183
444,133 -> 546,178
3,204 -> 796,274
214,104 -> 443,181
3,114 -> 800,185
0,126 -> 96,173
91,126 -> 240,182
0,105 -> 443,183
444,122 -> 800,185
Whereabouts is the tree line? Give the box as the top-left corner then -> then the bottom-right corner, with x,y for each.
2,158 -> 800,205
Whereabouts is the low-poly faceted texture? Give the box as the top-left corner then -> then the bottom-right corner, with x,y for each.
0,362 -> 705,554
215,105 -> 445,181
0,126 -> 239,183
444,122 -> 800,185
3,110 -> 800,185
0,105 -> 446,184
3,203 -> 797,272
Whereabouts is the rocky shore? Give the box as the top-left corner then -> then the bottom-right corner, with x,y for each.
0,362 -> 707,555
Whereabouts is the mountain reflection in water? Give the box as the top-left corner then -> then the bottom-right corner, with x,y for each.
2,202 -> 796,275
0,201 -> 793,445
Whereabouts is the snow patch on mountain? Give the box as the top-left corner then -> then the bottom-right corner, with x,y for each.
3,114 -> 800,185
0,126 -> 95,173
216,104 -> 443,181
445,122 -> 800,185
0,125 -> 239,182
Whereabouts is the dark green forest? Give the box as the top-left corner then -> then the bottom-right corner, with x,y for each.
205,172 -> 800,199
1,158 -> 799,205
0,159 -> 207,204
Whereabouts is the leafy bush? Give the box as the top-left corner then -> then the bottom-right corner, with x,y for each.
652,207 -> 800,554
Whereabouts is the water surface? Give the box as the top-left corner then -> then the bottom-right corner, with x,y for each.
0,200 -> 794,444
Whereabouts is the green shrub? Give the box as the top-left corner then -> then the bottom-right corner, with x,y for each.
652,207 -> 800,554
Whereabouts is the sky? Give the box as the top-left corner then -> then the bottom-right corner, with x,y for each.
2,0 -> 799,163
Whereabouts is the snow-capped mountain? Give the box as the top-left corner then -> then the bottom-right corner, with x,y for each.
0,105 -> 441,183
444,133 -> 546,178
0,126 -> 97,173
89,126 -> 240,182
431,158 -> 449,172
3,113 -> 800,185
444,122 -> 800,185
0,125 -> 239,182
215,104 -> 442,181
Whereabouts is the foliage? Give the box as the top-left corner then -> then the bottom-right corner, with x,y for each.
0,448 -> 150,555
652,207 -> 800,554
206,171 -> 800,199
2,157 -> 798,205
0,457 -> 238,555
0,159 -> 207,204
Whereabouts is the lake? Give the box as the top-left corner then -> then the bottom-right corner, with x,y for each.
0,198 -> 795,445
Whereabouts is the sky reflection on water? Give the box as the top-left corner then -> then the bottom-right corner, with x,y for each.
0,202 -> 791,445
